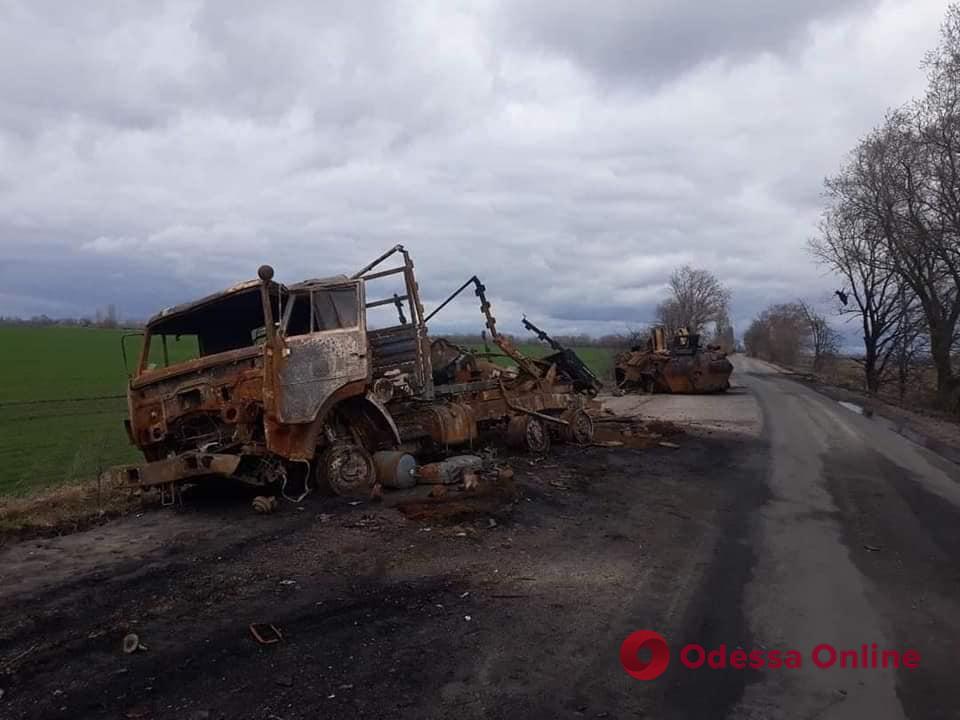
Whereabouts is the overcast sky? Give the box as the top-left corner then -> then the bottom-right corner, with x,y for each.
0,0 -> 949,338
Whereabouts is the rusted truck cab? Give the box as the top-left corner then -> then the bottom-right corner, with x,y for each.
124,279 -> 280,493
121,265 -> 406,499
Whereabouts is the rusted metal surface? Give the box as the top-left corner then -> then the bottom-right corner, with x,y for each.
392,402 -> 478,446
615,327 -> 733,394
113,452 -> 242,488
372,451 -> 417,488
560,407 -> 595,445
118,245 -> 600,500
506,414 -> 551,453
273,331 -> 367,423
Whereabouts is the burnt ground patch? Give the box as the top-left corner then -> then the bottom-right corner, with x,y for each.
0,431 -> 760,720
655,435 -> 769,720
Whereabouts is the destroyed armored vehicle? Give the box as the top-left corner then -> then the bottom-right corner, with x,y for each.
614,326 -> 733,394
116,246 -> 596,501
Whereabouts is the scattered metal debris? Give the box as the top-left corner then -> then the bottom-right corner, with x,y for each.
122,633 -> 146,654
252,496 -> 278,514
417,455 -> 484,485
615,327 -> 733,394
249,624 -> 283,645
0,644 -> 37,674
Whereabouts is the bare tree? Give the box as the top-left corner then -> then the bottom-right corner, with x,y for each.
836,9 -> 960,410
711,309 -> 736,353
809,206 -> 907,392
657,265 -> 731,335
622,325 -> 653,349
744,303 -> 808,366
890,287 -> 929,404
827,113 -> 959,409
814,4 -> 960,412
798,301 -> 841,373
654,298 -> 683,336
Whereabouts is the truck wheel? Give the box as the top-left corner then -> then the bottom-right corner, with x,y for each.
320,443 -> 376,497
561,408 -> 594,445
507,415 -> 551,454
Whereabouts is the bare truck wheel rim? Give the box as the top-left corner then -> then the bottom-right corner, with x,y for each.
526,418 -> 548,452
327,446 -> 373,494
573,412 -> 593,443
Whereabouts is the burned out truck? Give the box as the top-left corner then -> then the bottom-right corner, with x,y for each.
117,246 -> 595,501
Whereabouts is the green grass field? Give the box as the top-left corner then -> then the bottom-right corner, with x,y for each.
0,326 -> 142,495
0,326 -> 615,497
471,343 -> 615,379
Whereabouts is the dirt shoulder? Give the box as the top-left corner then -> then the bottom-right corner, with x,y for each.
0,395 -> 764,720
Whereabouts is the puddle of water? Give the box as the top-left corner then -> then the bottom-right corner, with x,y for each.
838,401 -> 864,415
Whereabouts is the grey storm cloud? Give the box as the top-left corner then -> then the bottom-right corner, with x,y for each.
0,0 -> 949,337
497,0 -> 877,84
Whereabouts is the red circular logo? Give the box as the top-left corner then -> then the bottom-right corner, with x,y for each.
620,630 -> 670,680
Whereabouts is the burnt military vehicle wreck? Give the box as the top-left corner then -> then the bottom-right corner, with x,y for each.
615,326 -> 733,394
117,246 -> 596,501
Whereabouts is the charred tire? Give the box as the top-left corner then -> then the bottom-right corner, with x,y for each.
561,408 -> 595,445
319,443 -> 376,497
507,415 -> 551,454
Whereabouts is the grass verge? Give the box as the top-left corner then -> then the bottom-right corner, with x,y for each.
0,474 -> 140,545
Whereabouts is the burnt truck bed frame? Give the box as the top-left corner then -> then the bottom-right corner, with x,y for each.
116,245 -> 595,500
358,248 -> 596,451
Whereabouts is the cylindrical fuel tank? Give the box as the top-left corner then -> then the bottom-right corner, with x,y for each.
394,403 -> 477,446
372,451 -> 417,489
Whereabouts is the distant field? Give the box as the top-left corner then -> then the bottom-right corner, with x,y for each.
472,343 -> 616,380
0,326 -> 615,497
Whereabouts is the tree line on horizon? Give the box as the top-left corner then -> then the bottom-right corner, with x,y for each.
0,304 -> 140,330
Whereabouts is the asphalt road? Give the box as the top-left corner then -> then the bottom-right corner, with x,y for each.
727,355 -> 960,720
2,356 -> 960,719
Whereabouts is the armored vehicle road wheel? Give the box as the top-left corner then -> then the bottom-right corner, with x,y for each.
320,443 -> 376,497
507,415 -> 551,454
